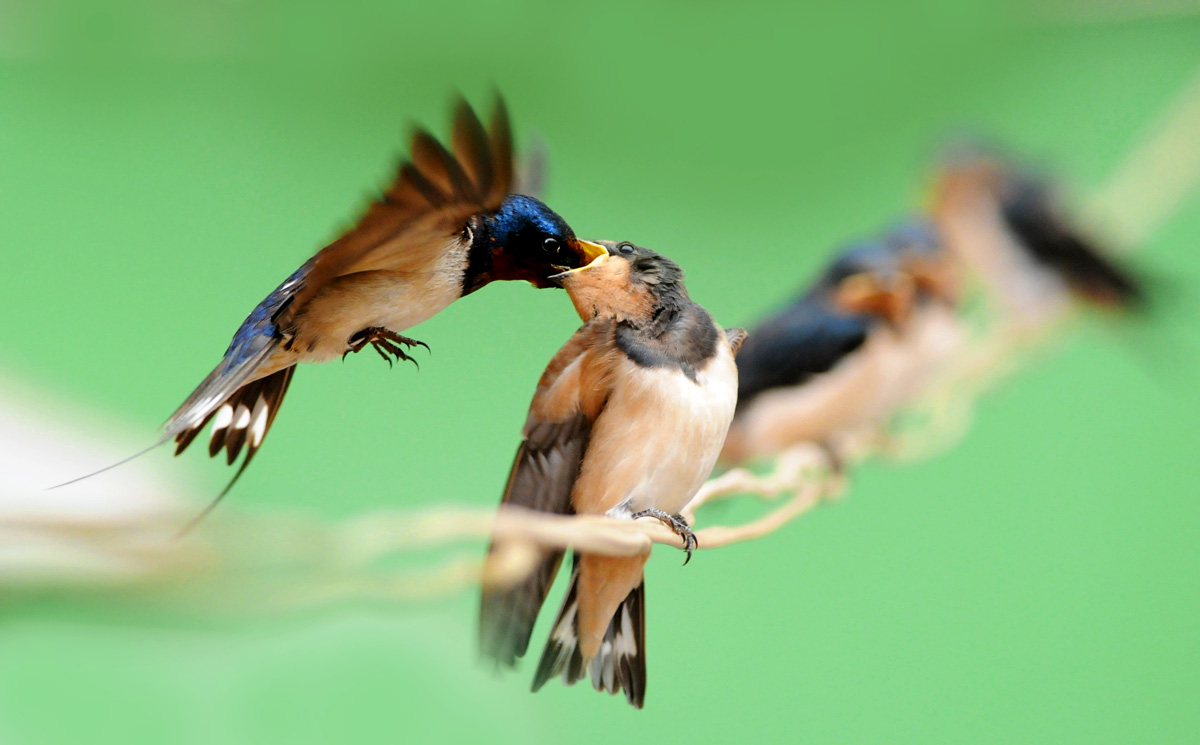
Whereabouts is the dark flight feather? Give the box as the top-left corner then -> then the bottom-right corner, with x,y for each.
1000,177 -> 1143,308
173,366 -> 295,535
279,97 -> 515,330
480,413 -> 591,668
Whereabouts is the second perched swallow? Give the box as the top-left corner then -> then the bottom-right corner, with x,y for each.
722,223 -> 963,466
60,99 -> 606,507
931,149 -> 1143,321
479,242 -> 745,708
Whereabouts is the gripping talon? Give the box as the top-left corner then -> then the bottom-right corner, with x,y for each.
369,340 -> 393,367
346,327 -> 429,370
632,508 -> 697,564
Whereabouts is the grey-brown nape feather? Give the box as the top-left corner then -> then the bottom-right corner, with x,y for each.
614,249 -> 720,381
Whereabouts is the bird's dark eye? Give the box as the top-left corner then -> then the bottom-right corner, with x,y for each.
617,243 -> 635,255
543,237 -> 561,253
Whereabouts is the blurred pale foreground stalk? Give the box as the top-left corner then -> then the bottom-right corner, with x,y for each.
4,67 -> 1198,617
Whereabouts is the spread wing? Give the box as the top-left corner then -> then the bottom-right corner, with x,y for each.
275,98 -> 516,330
736,299 -> 871,405
479,319 -> 618,669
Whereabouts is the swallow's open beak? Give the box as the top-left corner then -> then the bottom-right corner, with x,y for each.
547,249 -> 609,287
835,273 -> 916,327
907,258 -> 961,306
571,238 -> 608,266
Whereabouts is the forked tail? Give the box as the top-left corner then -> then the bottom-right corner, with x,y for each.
532,558 -> 647,709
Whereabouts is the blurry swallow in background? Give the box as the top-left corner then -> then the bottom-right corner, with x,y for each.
722,223 -> 964,467
479,242 -> 744,708
58,98 -> 607,520
930,148 -> 1144,321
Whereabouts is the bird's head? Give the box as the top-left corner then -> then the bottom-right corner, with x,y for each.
819,242 -> 917,328
550,240 -> 687,323
886,219 -> 963,306
927,143 -> 1016,220
471,195 -> 607,291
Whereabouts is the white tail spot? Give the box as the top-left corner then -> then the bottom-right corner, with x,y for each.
232,404 -> 251,430
211,404 -> 234,433
249,397 -> 269,447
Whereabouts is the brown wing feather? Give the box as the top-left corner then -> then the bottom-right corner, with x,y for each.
479,319 -> 617,668
410,130 -> 478,203
488,97 -> 514,205
451,100 -> 494,198
277,99 -> 514,330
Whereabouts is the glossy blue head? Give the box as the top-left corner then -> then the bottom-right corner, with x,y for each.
466,195 -> 607,292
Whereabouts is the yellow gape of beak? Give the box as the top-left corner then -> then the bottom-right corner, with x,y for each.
835,273 -> 916,326
574,239 -> 609,264
548,248 -> 610,287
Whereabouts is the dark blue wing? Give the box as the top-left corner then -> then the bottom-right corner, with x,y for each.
736,298 -> 873,405
163,258 -> 313,442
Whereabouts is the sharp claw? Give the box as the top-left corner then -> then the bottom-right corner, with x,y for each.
633,508 -> 697,564
347,327 -> 429,369
372,342 -> 393,368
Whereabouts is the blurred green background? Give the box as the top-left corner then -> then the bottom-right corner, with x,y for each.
2,1 -> 1199,743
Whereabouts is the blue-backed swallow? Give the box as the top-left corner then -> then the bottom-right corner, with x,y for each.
722,222 -> 963,466
60,99 -> 607,514
930,149 -> 1143,321
479,242 -> 745,708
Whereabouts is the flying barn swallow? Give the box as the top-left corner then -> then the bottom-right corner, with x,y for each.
930,150 -> 1144,321
60,99 -> 606,511
479,242 -> 745,708
722,223 -> 963,466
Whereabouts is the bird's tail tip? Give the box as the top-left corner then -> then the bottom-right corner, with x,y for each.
532,568 -> 646,709
45,437 -> 168,491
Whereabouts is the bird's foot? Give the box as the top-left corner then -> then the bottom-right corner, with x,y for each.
632,508 -> 698,565
344,327 -> 429,369
819,440 -> 845,476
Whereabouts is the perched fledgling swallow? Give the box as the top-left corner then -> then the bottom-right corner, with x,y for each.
930,149 -> 1144,322
59,99 -> 607,513
722,223 -> 964,466
479,242 -> 745,708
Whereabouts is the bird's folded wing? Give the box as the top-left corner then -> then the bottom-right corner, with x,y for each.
278,98 -> 516,328
480,318 -> 618,666
737,302 -> 870,402
1000,178 -> 1143,306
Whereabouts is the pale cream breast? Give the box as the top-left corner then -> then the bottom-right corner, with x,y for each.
572,335 -> 738,518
